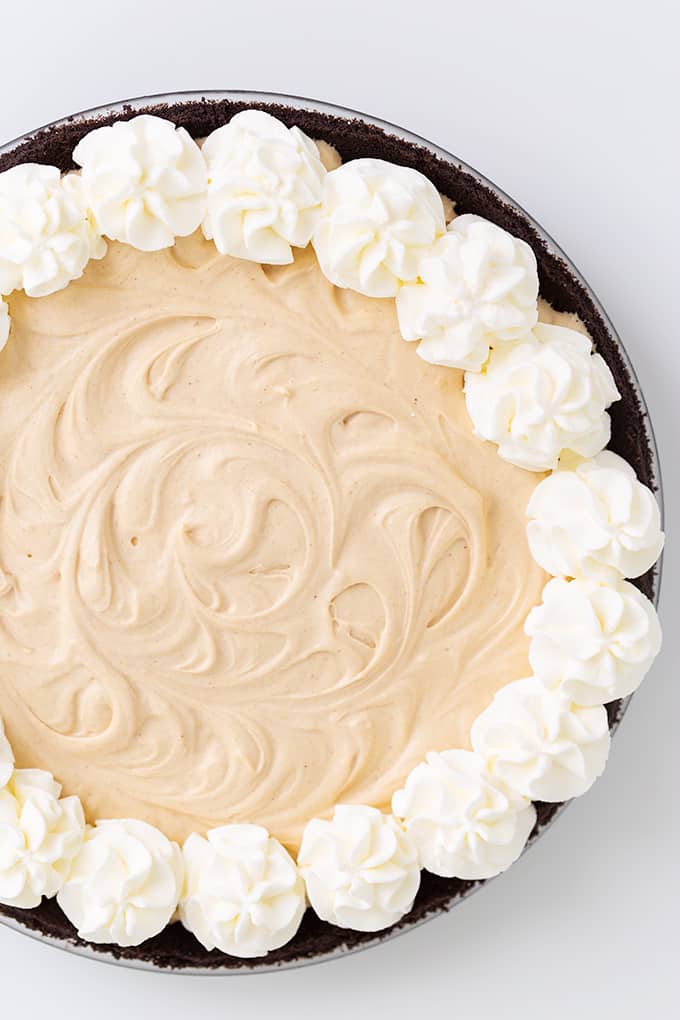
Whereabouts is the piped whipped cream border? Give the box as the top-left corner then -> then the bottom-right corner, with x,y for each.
0,110 -> 664,958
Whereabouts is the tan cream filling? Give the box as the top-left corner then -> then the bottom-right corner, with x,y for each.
0,233 -> 550,851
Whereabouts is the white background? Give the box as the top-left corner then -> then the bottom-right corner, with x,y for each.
1,1 -> 678,1016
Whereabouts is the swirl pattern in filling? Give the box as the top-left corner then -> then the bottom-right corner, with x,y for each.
0,234 -> 546,849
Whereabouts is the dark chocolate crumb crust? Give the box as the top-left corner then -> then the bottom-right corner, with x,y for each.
0,98 -> 659,970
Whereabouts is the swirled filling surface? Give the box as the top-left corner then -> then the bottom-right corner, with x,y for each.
0,234 -> 546,849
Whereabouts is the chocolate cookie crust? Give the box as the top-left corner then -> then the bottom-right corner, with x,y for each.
0,96 -> 660,971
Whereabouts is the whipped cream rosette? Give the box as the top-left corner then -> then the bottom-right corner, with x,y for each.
526,577 -> 662,705
313,158 -> 446,297
0,769 -> 85,909
527,450 -> 664,581
464,324 -> 620,471
0,164 -> 105,297
202,110 -> 326,263
180,824 -> 306,958
392,749 -> 536,880
73,115 -> 207,251
397,214 -> 539,371
57,819 -> 183,946
298,805 -> 420,932
471,677 -> 611,802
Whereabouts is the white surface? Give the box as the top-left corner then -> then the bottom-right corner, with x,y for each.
1,1 -> 677,1016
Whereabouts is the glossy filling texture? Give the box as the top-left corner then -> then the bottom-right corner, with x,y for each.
0,233 -> 546,850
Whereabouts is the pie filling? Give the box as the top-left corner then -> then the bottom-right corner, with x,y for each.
0,232 -> 546,850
